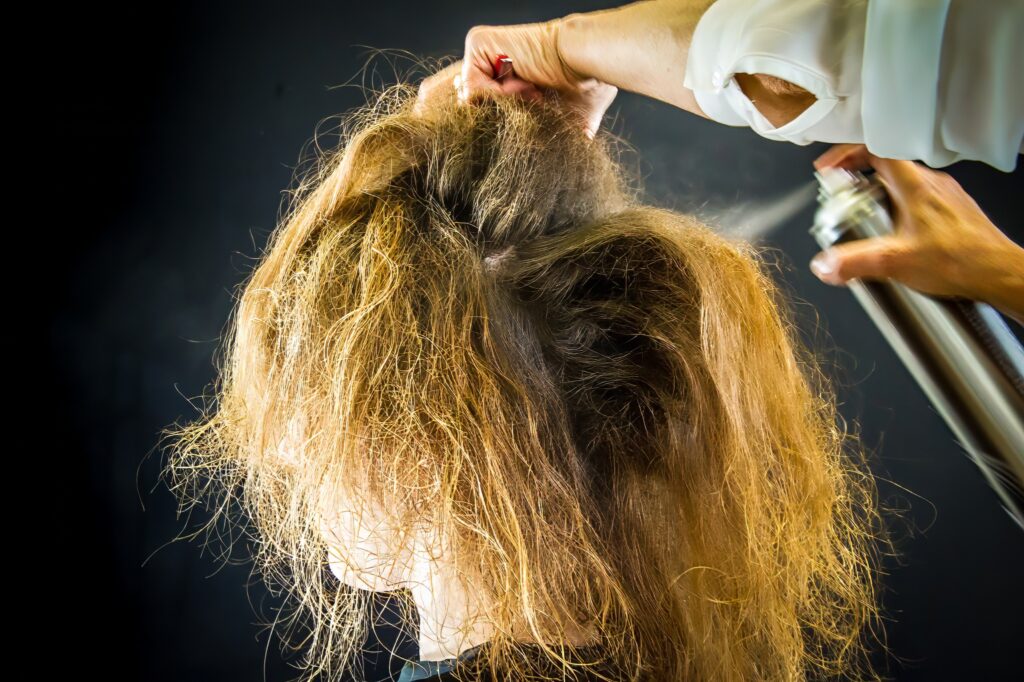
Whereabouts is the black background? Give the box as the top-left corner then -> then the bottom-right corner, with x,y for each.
56,2 -> 1023,680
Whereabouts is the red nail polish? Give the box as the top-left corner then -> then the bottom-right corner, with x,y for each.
492,54 -> 513,80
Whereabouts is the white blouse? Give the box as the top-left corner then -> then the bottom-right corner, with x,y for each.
683,0 -> 1024,172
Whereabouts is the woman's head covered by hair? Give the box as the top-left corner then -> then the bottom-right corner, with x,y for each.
160,60 -> 887,682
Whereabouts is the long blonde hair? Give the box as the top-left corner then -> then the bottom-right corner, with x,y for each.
159,68 -> 889,681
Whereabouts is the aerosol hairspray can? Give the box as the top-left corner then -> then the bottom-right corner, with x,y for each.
811,167 -> 1024,530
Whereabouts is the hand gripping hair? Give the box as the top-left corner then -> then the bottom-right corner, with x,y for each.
159,66 -> 889,682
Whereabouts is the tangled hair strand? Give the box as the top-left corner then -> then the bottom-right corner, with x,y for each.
158,61 -> 891,682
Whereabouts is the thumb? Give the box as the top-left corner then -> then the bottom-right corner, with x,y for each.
809,236 -> 904,285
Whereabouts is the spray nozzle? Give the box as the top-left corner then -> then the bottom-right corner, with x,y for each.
814,167 -> 865,197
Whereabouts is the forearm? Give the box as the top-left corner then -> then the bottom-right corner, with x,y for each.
555,0 -> 716,116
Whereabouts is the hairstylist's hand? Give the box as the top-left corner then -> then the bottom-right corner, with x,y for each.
810,144 -> 1024,323
414,58 -> 547,121
415,60 -> 470,114
457,19 -> 618,138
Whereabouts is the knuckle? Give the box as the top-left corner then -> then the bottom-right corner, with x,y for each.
465,24 -> 492,44
873,248 -> 900,277
884,240 -> 918,277
830,258 -> 853,280
829,253 -> 856,280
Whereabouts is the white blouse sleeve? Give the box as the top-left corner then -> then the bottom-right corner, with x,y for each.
683,0 -> 868,147
861,0 -> 1023,172
684,0 -> 1024,172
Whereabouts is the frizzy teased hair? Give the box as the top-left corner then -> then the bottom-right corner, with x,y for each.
158,69 -> 890,682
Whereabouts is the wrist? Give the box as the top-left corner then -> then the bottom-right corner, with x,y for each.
552,12 -> 596,84
551,1 -> 715,113
969,238 -> 1024,317
553,2 -> 654,87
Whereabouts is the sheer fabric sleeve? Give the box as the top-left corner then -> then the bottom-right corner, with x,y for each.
684,0 -> 1023,171
861,0 -> 1023,171
683,0 -> 867,146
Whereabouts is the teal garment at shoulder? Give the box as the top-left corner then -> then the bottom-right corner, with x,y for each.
397,643 -> 483,682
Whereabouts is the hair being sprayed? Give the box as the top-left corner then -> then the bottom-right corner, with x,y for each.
159,59 -> 891,681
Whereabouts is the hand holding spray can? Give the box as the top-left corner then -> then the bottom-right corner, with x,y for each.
811,168 -> 1024,530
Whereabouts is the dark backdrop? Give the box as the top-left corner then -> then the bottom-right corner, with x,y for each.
57,1 -> 1023,680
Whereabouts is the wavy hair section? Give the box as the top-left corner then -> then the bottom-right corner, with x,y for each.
159,71 -> 889,681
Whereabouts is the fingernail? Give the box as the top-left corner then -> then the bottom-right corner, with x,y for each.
810,252 -> 835,279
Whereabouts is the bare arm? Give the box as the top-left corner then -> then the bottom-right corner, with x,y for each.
555,0 -> 717,116
458,0 -> 814,132
558,0 -> 815,123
